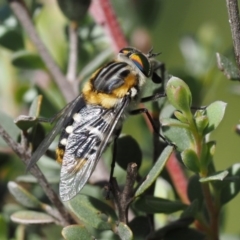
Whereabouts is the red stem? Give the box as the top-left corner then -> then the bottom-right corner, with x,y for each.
166,152 -> 189,204
89,0 -> 128,53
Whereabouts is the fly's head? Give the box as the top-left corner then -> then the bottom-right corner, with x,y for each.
118,47 -> 162,86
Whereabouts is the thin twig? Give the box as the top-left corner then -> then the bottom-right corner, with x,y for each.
226,0 -> 240,70
9,0 -> 75,102
111,163 -> 138,223
66,21 -> 79,88
0,124 -> 74,226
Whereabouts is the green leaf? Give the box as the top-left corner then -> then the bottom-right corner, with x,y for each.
57,0 -> 91,21
181,148 -> 200,173
174,111 -> 189,123
216,53 -> 240,80
7,181 -> 41,208
117,222 -> 133,240
0,215 -> 8,240
14,115 -> 38,131
203,101 -> 227,135
133,196 -> 186,214
29,95 -> 43,117
115,135 -> 142,170
161,118 -> 193,151
128,216 -> 150,240
219,163 -> 240,205
149,218 -> 199,239
166,77 -> 192,115
0,111 -> 20,147
11,50 -> 45,70
62,225 -> 94,240
0,26 -> 24,51
187,175 -> 203,206
10,210 -> 54,224
135,146 -> 174,197
195,115 -> 209,133
199,170 -> 228,182
181,199 -> 199,218
201,141 -> 216,169
66,194 -> 117,230
154,227 -> 205,240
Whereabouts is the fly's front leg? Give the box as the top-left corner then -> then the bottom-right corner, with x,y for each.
140,92 -> 166,103
130,108 -> 173,146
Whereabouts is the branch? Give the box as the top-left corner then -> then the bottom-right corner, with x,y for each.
66,21 -> 79,88
111,163 -> 138,223
9,0 -> 75,102
226,0 -> 240,70
0,124 -> 75,226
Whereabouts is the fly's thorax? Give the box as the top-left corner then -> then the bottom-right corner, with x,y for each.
117,54 -> 147,87
82,61 -> 143,109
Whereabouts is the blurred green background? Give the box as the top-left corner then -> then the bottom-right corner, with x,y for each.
0,0 -> 240,237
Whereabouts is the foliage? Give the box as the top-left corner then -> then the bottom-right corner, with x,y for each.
1,0 -> 240,240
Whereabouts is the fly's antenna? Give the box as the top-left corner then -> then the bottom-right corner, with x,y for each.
147,47 -> 161,58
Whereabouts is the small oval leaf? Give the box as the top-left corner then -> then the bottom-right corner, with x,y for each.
117,222 -> 133,240
181,199 -> 199,218
14,115 -> 38,131
166,77 -> 192,115
11,50 -> 45,70
216,53 -> 240,80
187,175 -> 203,206
135,146 -> 174,197
57,0 -> 91,21
115,135 -> 142,170
7,181 -> 41,208
29,95 -> 43,117
218,163 -> 240,205
203,101 -> 227,135
181,149 -> 200,173
66,194 -> 117,230
0,111 -> 20,147
62,225 -> 94,240
11,210 -> 54,224
161,118 -> 193,151
128,216 -> 150,239
199,170 -> 228,183
0,27 -> 24,51
134,196 -> 187,214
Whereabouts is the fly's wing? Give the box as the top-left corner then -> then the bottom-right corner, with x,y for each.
27,95 -> 84,171
60,96 -> 130,201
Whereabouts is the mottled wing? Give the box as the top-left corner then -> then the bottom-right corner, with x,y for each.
27,95 -> 84,171
60,96 -> 130,201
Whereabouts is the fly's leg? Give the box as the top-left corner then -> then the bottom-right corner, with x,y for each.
130,108 -> 174,146
106,132 -> 121,199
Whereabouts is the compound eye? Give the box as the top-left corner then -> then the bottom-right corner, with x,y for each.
130,53 -> 151,77
119,47 -> 135,56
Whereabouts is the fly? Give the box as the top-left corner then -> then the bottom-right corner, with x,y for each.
27,47 -> 166,201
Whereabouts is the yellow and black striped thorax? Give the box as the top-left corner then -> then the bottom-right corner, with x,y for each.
82,47 -> 155,109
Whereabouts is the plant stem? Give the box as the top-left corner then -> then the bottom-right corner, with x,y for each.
0,124 -> 75,226
201,181 -> 219,240
226,0 -> 240,70
9,0 -> 75,102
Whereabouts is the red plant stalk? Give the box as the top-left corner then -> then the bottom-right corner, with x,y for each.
90,0 -> 189,208
89,0 -> 128,53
